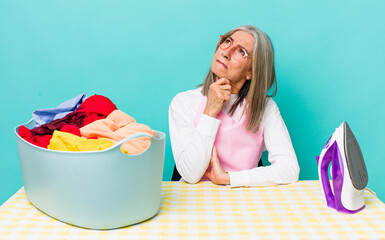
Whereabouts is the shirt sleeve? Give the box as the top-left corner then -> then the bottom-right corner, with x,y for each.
227,99 -> 300,188
169,92 -> 220,183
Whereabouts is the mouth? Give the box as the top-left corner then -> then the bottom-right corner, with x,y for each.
216,59 -> 228,69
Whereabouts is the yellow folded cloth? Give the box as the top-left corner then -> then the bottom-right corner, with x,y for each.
80,110 -> 155,155
48,130 -> 114,151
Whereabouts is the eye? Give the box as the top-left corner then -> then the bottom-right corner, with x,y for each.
238,48 -> 246,56
224,38 -> 232,45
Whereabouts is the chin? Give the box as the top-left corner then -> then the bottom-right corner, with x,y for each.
211,66 -> 225,79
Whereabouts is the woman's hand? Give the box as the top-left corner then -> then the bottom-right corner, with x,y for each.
203,78 -> 231,118
205,146 -> 230,185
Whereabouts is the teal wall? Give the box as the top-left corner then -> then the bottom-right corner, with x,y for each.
1,1 -> 384,205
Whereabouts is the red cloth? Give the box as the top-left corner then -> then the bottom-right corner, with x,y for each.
75,94 -> 117,116
60,125 -> 81,137
18,94 -> 117,148
18,125 -> 52,148
18,125 -> 82,148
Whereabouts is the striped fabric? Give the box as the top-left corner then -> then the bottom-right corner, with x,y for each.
0,181 -> 384,239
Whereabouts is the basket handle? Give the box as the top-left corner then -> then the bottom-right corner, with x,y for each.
107,132 -> 159,150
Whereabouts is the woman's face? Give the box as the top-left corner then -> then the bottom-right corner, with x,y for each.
211,30 -> 255,86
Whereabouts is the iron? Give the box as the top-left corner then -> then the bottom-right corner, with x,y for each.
316,121 -> 368,213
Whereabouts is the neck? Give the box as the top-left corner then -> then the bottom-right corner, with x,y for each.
230,79 -> 247,94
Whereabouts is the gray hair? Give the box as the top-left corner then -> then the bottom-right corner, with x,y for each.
201,25 -> 277,133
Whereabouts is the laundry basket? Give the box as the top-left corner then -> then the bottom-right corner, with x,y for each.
14,119 -> 165,229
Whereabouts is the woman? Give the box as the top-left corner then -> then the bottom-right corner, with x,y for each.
169,25 -> 300,187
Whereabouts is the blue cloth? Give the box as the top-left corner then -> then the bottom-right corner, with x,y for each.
32,94 -> 87,127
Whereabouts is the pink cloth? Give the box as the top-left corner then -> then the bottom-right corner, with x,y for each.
195,96 -> 263,181
80,110 -> 156,155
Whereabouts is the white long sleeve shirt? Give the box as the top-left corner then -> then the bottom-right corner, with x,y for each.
169,87 -> 300,187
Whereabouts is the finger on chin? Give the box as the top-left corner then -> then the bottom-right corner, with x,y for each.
217,78 -> 230,85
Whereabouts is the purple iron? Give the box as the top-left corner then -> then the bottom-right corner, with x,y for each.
316,121 -> 368,214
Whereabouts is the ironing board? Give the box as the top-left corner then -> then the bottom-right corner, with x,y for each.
1,181 -> 384,239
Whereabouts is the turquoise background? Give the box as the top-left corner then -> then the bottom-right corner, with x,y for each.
1,1 -> 384,205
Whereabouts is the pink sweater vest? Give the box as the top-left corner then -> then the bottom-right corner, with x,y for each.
195,96 -> 264,181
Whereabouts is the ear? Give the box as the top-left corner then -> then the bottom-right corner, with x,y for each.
245,65 -> 253,80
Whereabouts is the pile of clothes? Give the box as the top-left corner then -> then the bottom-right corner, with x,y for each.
18,94 -> 155,154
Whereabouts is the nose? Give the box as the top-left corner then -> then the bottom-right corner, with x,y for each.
221,46 -> 232,60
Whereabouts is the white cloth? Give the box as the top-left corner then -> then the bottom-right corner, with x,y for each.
169,87 -> 300,188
